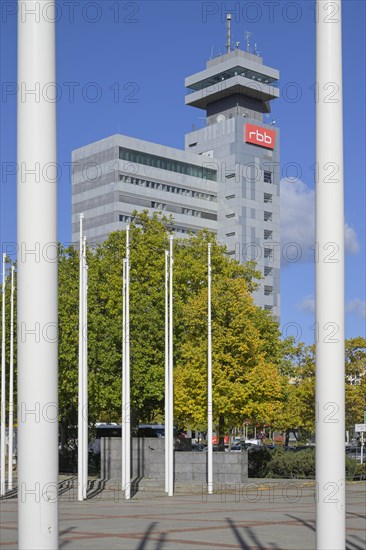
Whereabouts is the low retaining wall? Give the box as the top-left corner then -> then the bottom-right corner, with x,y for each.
100,437 -> 248,485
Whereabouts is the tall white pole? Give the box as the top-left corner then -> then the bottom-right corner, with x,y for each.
125,226 -> 131,500
207,243 -> 213,494
17,1 -> 58,545
164,250 -> 169,493
0,253 -> 6,496
122,258 -> 126,491
316,1 -> 345,548
8,266 -> 15,491
78,215 -> 84,501
82,237 -> 88,499
168,236 -> 174,496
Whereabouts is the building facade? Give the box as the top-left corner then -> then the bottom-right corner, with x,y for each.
72,47 -> 280,316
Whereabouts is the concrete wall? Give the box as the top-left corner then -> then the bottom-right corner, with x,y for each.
101,437 -> 248,485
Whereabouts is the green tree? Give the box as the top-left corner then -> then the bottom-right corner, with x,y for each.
57,211 -> 270,430
174,273 -> 285,441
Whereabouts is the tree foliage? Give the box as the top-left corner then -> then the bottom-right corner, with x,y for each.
1,212 -> 364,442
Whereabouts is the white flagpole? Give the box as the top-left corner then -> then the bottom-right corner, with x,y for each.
207,243 -> 213,494
125,226 -> 131,500
17,1 -> 58,543
8,266 -> 15,491
82,237 -> 88,499
122,258 -> 126,492
0,253 -> 6,496
78,214 -> 84,501
164,250 -> 169,493
168,235 -> 174,496
316,1 -> 345,548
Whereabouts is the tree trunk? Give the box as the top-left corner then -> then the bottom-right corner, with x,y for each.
218,415 -> 225,452
60,417 -> 67,451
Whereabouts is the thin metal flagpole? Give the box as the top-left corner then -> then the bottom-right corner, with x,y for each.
0,253 -> 6,496
125,225 -> 131,500
168,235 -> 174,497
8,266 -> 15,491
122,258 -> 127,492
207,243 -> 213,495
78,214 -> 84,501
315,1 -> 345,547
164,250 -> 169,493
82,237 -> 88,500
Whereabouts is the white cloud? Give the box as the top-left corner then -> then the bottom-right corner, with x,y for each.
280,178 -> 315,261
296,295 -> 366,319
344,224 -> 360,254
296,295 -> 315,313
346,299 -> 366,318
280,178 -> 360,263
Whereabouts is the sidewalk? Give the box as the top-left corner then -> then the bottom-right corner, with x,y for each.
1,481 -> 365,549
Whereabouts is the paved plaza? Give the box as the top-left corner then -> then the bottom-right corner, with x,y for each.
0,481 -> 365,549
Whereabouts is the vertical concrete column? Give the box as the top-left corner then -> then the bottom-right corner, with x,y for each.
316,1 -> 345,548
17,1 -> 59,547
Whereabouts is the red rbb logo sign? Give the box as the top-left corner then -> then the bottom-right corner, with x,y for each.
245,124 -> 276,149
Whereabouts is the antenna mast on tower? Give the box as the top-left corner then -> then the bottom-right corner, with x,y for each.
226,14 -> 231,53
245,31 -> 251,52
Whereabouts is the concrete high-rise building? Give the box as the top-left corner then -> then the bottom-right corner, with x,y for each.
72,38 -> 280,316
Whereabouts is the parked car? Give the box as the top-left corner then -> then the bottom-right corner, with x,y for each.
244,438 -> 263,446
346,446 -> 363,463
192,444 -> 205,452
230,444 -> 242,453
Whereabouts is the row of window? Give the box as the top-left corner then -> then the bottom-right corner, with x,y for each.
119,215 -> 196,236
225,230 -> 273,242
170,226 -> 197,235
149,201 -> 216,220
119,147 -> 217,181
119,174 -> 216,202
225,170 -> 273,184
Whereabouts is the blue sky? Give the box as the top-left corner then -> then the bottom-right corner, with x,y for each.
0,0 -> 365,343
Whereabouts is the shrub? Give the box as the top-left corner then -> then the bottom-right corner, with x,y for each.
264,448 -> 315,479
247,448 -> 272,478
345,457 -> 366,480
249,448 -> 364,480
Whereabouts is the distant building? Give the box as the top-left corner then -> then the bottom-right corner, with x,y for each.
72,35 -> 280,317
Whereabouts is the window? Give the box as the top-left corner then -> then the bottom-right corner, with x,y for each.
119,173 -> 216,203
226,213 -> 235,218
119,214 -> 133,223
226,232 -> 235,237
264,305 -> 273,311
264,285 -> 273,296
225,194 -> 235,200
264,170 -> 272,183
119,147 -> 217,181
264,230 -> 273,240
264,266 -> 273,276
151,202 -> 166,210
189,142 -> 197,147
264,248 -> 273,259
226,173 -> 236,179
264,211 -> 272,222
264,193 -> 272,203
